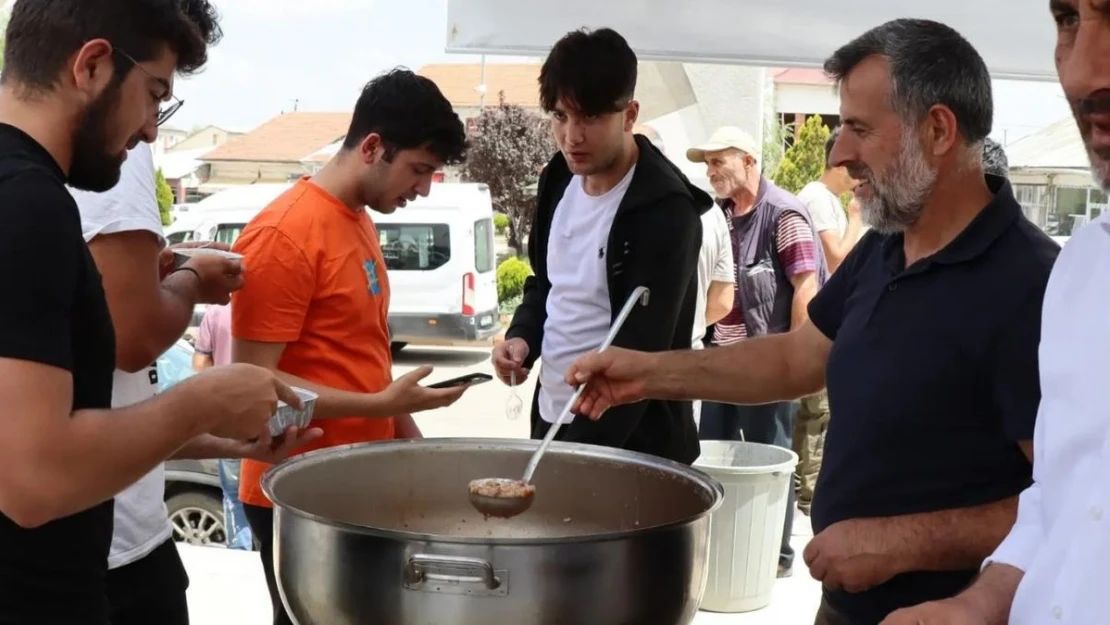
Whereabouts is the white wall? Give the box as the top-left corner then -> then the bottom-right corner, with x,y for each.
683,64 -> 766,145
641,104 -> 714,192
774,83 -> 840,116
635,63 -> 768,195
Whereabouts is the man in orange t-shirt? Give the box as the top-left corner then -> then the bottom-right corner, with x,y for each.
230,68 -> 472,625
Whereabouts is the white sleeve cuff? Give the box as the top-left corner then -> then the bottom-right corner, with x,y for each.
982,524 -> 1038,573
981,481 -> 1044,573
84,217 -> 166,246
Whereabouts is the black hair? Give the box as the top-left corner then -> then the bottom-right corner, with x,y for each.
825,126 -> 841,167
342,68 -> 467,166
2,0 -> 221,92
539,27 -> 637,116
982,137 -> 1009,178
823,18 -> 993,144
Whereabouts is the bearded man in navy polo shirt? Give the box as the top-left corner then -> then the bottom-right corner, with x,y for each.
563,18 -> 1059,625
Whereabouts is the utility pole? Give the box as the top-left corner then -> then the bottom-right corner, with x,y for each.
477,54 -> 487,109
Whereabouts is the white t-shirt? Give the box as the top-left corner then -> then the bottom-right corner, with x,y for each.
538,167 -> 635,425
692,206 -> 733,350
70,143 -> 173,569
797,181 -> 847,238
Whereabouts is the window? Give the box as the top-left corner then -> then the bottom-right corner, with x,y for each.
474,218 -> 494,273
379,224 -> 450,271
166,230 -> 195,245
155,343 -> 196,392
214,223 -> 247,246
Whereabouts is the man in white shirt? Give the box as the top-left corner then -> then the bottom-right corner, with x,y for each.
880,2 -> 1110,624
73,143 -> 321,624
693,205 -> 735,351
793,126 -> 863,516
692,204 -> 735,425
797,126 -> 863,274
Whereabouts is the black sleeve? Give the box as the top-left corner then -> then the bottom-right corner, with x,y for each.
806,265 -> 850,341
0,174 -> 81,370
990,288 -> 1045,443
806,231 -> 874,340
504,170 -> 551,369
561,196 -> 702,448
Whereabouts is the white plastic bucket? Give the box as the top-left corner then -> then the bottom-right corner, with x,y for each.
694,440 -> 799,613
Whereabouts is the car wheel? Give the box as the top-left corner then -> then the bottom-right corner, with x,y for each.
167,491 -> 227,547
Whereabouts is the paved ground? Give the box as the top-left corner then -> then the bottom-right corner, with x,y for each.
182,346 -> 822,624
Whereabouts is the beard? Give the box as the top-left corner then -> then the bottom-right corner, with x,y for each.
68,84 -> 128,192
1079,121 -> 1110,192
1071,96 -> 1110,192
1085,143 -> 1110,191
850,132 -> 937,235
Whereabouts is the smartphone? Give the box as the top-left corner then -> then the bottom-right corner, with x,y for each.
427,372 -> 494,389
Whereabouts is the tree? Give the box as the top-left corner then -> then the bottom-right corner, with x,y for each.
154,167 -> 174,226
460,92 -> 555,254
770,114 -> 831,195
0,12 -> 8,75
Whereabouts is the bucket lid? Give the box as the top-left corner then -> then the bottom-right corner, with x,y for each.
693,440 -> 798,475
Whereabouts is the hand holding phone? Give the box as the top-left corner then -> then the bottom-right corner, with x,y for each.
427,373 -> 494,389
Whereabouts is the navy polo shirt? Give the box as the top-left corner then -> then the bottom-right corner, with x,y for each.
807,176 -> 1059,624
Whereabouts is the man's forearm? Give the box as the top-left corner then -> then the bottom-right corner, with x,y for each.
884,497 -> 1019,573
842,214 -> 862,250
27,387 -> 208,525
790,277 -> 817,330
394,414 -> 422,439
271,369 -> 395,420
124,271 -> 201,370
172,433 -> 240,460
650,333 -> 815,405
157,270 -> 202,335
953,564 -> 1024,625
504,278 -> 548,366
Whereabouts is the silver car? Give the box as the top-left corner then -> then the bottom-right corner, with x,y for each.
157,339 -> 236,548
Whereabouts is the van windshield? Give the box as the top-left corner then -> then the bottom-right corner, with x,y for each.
166,231 -> 196,245
379,223 -> 450,271
474,218 -> 494,273
214,223 -> 247,246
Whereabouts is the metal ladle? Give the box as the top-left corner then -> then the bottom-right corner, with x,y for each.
468,286 -> 651,519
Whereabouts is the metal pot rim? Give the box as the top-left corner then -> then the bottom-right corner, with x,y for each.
261,438 -> 725,546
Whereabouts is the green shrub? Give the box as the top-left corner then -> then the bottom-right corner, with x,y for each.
499,294 -> 523,318
497,257 -> 531,302
493,213 -> 510,235
770,114 -> 831,195
155,167 -> 174,226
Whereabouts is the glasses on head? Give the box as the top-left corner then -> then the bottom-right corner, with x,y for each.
114,48 -> 185,127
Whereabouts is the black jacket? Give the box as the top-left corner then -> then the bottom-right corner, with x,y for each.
506,134 -> 714,464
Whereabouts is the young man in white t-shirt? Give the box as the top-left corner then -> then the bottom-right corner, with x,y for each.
792,126 -> 863,516
796,126 -> 863,273
71,143 -> 321,624
491,28 -> 712,464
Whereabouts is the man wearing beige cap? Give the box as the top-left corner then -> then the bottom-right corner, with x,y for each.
688,125 -> 829,577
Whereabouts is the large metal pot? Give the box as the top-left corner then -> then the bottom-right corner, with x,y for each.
262,438 -> 724,625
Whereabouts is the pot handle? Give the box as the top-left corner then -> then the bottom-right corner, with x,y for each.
406,554 -> 502,590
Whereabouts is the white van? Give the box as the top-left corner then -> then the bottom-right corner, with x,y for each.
166,182 -> 500,352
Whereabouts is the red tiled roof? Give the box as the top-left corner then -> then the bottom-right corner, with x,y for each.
417,63 -> 541,108
772,67 -> 834,86
202,112 -> 351,162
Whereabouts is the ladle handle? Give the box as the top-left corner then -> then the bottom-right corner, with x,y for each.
522,286 -> 650,484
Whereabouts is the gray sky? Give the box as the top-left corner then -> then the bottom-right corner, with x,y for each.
170,0 -> 1072,147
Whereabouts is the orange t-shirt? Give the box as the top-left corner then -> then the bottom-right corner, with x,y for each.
231,178 -> 394,507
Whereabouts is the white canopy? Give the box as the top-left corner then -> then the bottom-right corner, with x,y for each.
445,1 -> 1057,82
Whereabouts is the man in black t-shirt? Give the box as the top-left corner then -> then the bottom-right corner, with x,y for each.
0,2 -> 303,624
